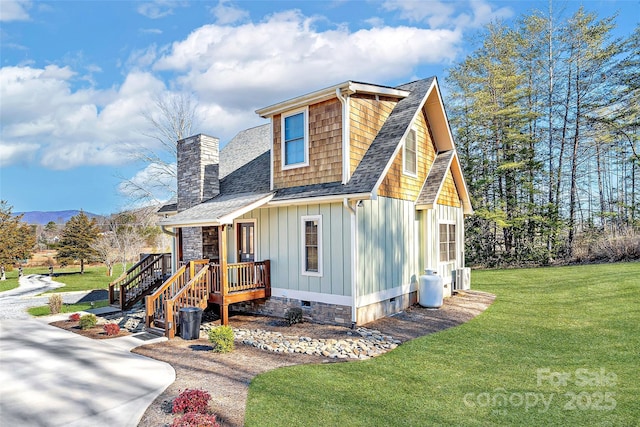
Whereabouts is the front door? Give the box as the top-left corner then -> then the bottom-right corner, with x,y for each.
237,222 -> 255,262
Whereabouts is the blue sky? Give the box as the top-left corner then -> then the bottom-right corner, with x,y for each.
1,0 -> 638,215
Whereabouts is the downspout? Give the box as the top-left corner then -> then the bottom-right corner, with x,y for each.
343,198 -> 358,327
161,225 -> 178,273
336,88 -> 350,184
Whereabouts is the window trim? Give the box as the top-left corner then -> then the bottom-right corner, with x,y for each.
301,215 -> 323,277
403,127 -> 418,177
281,107 -> 309,170
438,221 -> 457,263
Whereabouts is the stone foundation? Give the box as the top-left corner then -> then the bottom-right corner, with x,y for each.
233,296 -> 353,326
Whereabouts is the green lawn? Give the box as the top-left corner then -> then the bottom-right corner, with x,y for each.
0,264 -> 128,294
245,262 -> 640,426
27,299 -> 110,316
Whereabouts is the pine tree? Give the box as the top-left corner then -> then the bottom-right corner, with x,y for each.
56,211 -> 101,274
0,201 -> 36,269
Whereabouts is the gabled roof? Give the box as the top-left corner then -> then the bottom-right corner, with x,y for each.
161,76 -> 472,226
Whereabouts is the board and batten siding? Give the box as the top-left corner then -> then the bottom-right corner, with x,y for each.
421,203 -> 465,293
356,196 -> 420,304
233,202 -> 352,298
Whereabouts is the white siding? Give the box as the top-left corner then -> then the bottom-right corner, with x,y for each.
422,203 -> 465,287
356,197 -> 420,302
235,202 -> 352,297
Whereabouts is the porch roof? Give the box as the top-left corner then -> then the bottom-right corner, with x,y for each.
159,192 -> 274,227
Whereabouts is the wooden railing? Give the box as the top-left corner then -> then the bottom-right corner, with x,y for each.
145,259 -> 271,337
164,265 -> 211,339
145,263 -> 191,334
108,253 -> 170,310
226,261 -> 270,293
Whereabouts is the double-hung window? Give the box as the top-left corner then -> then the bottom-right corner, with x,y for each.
403,128 -> 417,176
439,223 -> 456,262
282,108 -> 308,169
301,215 -> 322,276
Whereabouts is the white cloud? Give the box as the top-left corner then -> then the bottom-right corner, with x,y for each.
0,142 -> 39,167
210,0 -> 249,25
0,0 -> 31,22
154,10 -> 461,112
137,0 -> 188,19
0,65 -> 175,170
382,0 -> 513,29
118,161 -> 177,203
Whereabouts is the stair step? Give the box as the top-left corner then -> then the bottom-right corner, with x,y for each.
145,326 -> 165,337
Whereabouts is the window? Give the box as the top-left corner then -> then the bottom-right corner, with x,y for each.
403,128 -> 417,176
282,108 -> 308,168
439,223 -> 456,262
301,215 -> 322,276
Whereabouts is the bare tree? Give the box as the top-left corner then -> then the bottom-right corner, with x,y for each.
91,232 -> 120,276
119,92 -> 199,205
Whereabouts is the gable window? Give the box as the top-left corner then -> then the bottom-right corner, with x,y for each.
301,215 -> 322,276
282,108 -> 308,169
403,128 -> 417,176
439,223 -> 456,262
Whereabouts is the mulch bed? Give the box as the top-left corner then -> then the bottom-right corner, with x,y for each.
49,320 -> 131,339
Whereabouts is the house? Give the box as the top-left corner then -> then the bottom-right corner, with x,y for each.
153,76 -> 472,335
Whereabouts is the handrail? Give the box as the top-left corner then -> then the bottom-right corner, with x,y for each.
109,253 -> 170,310
145,263 -> 189,333
225,261 -> 270,293
165,265 -> 211,338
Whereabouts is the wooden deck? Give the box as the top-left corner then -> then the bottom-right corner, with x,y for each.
145,260 -> 270,338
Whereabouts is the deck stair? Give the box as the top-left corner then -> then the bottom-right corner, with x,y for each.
145,259 -> 270,338
108,253 -> 171,311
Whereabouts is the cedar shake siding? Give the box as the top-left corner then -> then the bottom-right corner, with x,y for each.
378,109 -> 437,201
349,94 -> 398,177
437,169 -> 462,207
272,99 -> 343,189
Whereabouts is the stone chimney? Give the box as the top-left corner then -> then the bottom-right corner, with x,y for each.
177,134 -> 220,213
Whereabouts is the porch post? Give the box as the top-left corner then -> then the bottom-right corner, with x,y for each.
218,224 -> 229,325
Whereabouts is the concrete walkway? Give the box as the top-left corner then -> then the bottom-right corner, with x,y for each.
0,275 -> 175,426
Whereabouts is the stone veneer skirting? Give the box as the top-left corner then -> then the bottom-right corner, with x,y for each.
231,290 -> 419,326
233,297 -> 353,326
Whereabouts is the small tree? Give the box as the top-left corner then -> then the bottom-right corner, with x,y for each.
0,200 -> 36,269
91,232 -> 120,276
56,211 -> 100,274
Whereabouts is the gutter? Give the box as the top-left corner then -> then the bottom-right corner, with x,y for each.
161,225 -> 178,237
343,198 -> 358,327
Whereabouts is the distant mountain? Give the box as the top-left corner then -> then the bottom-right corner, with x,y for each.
15,210 -> 102,225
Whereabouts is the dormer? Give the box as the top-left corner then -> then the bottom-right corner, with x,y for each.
256,82 -> 410,191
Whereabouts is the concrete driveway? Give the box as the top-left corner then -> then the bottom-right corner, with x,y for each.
0,276 -> 175,426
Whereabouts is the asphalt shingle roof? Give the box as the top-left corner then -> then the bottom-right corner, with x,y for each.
416,150 -> 454,207
162,77 -> 439,224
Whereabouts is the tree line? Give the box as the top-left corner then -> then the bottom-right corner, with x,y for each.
446,6 -> 639,266
0,201 -> 165,275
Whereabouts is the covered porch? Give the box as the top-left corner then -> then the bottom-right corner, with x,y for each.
150,192 -> 274,338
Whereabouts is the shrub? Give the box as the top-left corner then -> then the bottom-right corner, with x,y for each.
103,323 -> 120,336
171,412 -> 220,427
285,307 -> 303,326
172,389 -> 211,414
48,294 -> 63,315
68,313 -> 80,322
207,326 -> 234,353
79,313 -> 97,330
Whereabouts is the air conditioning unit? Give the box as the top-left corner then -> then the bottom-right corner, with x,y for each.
452,268 -> 471,292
